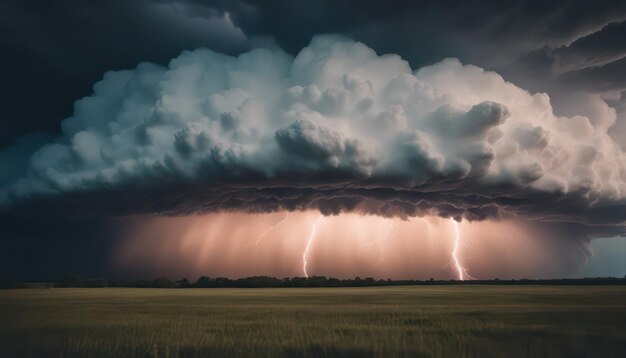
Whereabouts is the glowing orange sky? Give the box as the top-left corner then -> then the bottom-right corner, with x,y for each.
114,211 -> 590,280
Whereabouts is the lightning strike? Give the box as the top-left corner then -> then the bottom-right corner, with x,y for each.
450,217 -> 472,281
247,213 -> 290,257
302,215 -> 323,278
359,221 -> 395,265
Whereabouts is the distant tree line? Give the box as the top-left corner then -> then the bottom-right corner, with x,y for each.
2,273 -> 626,289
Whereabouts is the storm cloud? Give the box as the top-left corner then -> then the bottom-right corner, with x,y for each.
4,0 -> 626,148
1,35 -> 625,240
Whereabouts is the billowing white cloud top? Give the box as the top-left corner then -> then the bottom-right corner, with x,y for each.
2,35 -> 625,231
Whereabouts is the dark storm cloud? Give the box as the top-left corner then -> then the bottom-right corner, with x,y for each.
559,56 -> 626,93
3,0 -> 626,149
229,0 -> 626,67
510,20 -> 626,88
10,184 -> 624,239
0,0 -> 249,148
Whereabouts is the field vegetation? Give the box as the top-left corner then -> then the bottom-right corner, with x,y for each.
1,286 -> 625,357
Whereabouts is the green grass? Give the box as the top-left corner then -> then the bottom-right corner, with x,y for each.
1,286 -> 625,357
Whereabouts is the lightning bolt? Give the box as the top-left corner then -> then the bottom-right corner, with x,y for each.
302,215 -> 323,278
247,213 -> 290,257
359,221 -> 395,265
450,217 -> 472,281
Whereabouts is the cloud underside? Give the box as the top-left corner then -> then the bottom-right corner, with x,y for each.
2,35 -> 626,238
21,183 -> 621,237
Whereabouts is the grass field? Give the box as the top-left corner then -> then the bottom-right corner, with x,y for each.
1,286 -> 625,357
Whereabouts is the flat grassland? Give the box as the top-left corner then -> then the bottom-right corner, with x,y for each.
1,286 -> 625,357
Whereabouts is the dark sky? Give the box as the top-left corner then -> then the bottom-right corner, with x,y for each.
3,0 -> 625,148
2,0 -> 626,280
